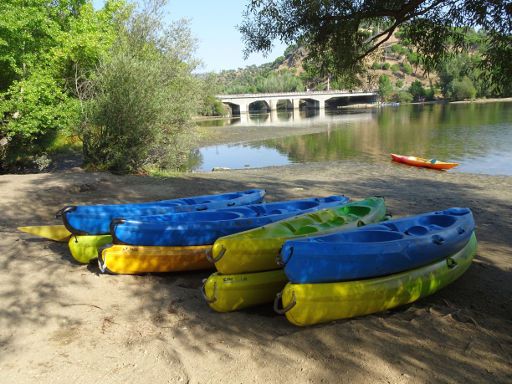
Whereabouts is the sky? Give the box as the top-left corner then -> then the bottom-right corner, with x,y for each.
92,0 -> 288,72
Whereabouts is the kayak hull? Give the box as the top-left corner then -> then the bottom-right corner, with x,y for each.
99,244 -> 213,274
60,189 -> 266,235
203,270 -> 288,312
68,235 -> 112,264
391,153 -> 459,170
18,225 -> 71,242
278,232 -> 477,326
112,196 -> 349,247
281,207 -> 474,283
213,197 -> 386,274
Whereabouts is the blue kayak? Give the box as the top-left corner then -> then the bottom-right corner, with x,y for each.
111,195 -> 350,246
58,189 -> 265,235
281,207 -> 475,283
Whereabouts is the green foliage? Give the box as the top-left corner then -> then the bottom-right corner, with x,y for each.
81,4 -> 200,173
391,44 -> 408,56
401,62 -> 413,75
395,79 -> 404,88
409,80 -> 426,101
0,0 -> 126,171
382,62 -> 391,70
450,77 -> 477,100
395,90 -> 413,103
378,75 -> 393,101
391,64 -> 400,72
240,0 -> 511,88
371,62 -> 382,70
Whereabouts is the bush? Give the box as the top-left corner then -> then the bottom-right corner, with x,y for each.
391,64 -> 400,72
378,75 -> 393,101
395,91 -> 413,103
402,62 -> 413,75
372,62 -> 382,70
396,79 -> 404,88
450,77 -> 477,100
382,62 -> 391,70
81,7 -> 200,173
409,80 -> 426,101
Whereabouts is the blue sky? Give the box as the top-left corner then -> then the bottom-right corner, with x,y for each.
93,0 -> 287,72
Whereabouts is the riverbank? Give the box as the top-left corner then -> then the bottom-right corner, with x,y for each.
1,161 -> 511,383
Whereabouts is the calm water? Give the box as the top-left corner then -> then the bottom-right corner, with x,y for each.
193,103 -> 512,176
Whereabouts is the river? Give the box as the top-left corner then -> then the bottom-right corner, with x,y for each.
192,102 -> 512,176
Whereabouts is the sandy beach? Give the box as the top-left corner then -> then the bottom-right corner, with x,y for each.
1,160 -> 511,383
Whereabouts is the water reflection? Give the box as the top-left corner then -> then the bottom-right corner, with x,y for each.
193,103 -> 512,176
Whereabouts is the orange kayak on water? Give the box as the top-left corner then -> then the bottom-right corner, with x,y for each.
391,153 -> 459,170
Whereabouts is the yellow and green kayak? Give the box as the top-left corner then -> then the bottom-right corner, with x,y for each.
99,244 -> 214,274
275,232 -> 477,326
68,235 -> 112,264
211,197 -> 386,274
18,225 -> 72,242
202,269 -> 288,312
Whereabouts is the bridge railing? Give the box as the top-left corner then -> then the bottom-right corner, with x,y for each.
216,90 -> 377,99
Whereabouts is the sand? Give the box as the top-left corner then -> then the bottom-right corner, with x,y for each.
1,161 -> 511,383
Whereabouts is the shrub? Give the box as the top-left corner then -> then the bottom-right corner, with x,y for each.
378,75 -> 393,101
391,64 -> 400,72
382,62 -> 391,70
395,91 -> 413,103
396,79 -> 404,88
409,80 -> 426,101
402,62 -> 413,75
81,8 -> 200,173
450,77 -> 477,100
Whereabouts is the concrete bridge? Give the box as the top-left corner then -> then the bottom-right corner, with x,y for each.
217,90 -> 377,114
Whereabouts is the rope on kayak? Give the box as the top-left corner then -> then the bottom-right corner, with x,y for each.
273,291 -> 296,315
200,279 -> 217,303
55,205 -> 76,218
206,245 -> 225,263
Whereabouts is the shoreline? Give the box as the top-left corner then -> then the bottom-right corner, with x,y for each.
1,161 -> 511,383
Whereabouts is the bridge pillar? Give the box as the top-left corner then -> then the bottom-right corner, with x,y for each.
269,99 -> 277,111
238,101 -> 249,114
291,98 -> 300,110
319,99 -> 326,109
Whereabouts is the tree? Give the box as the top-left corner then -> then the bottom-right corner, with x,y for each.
451,77 -> 477,100
378,75 -> 393,101
240,1 -> 512,89
81,3 -> 200,173
409,80 -> 426,101
0,0 -> 126,171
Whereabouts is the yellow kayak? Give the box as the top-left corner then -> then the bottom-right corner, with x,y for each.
68,235 -> 112,264
99,244 -> 214,274
212,197 -> 386,274
18,225 -> 72,242
202,269 -> 288,312
276,232 -> 477,326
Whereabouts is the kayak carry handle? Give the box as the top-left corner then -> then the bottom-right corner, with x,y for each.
110,218 -> 126,234
201,279 -> 217,303
446,257 -> 457,269
55,205 -> 76,218
274,291 -> 296,315
206,245 -> 225,263
97,243 -> 113,273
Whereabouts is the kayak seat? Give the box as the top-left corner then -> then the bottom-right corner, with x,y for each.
404,225 -> 429,236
